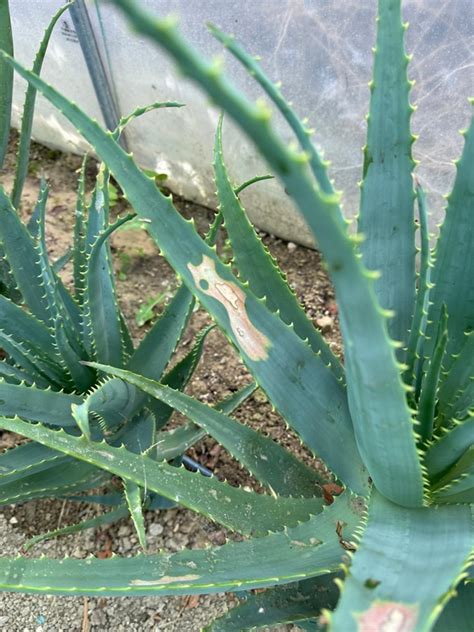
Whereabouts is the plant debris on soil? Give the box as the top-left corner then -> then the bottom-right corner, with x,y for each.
0,133 -> 343,631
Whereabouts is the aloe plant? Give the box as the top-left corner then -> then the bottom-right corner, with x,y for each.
0,0 -> 472,630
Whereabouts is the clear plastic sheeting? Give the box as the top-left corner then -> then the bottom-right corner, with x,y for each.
9,1 -> 474,246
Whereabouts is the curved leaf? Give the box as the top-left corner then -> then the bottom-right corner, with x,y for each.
0,492 -> 362,596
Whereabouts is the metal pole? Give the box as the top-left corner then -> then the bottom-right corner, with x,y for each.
69,0 -> 128,149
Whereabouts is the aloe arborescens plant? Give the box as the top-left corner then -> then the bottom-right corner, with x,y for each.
0,0 -> 472,629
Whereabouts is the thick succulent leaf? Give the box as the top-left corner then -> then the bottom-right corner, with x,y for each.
128,284 -> 194,380
208,26 -> 335,198
433,581 -> 474,632
0,492 -> 362,596
121,411 -> 155,549
431,445 -> 474,503
0,0 -> 13,168
153,381 -> 257,461
85,2 -> 423,505
404,183 -> 432,390
2,58 -> 369,495
128,284 -> 195,424
11,2 -> 71,208
426,106 -> 474,367
0,441 -> 66,482
207,574 -> 339,631
0,459 -> 106,506
112,100 -> 184,141
29,181 -> 89,385
417,305 -> 448,442
0,361 -> 34,386
123,481 -> 147,549
424,418 -> 474,478
434,480 -> 474,504
0,416 -> 327,536
0,186 -> 55,327
75,378 -> 142,431
437,332 -> 474,425
150,325 -> 213,430
358,0 -> 416,353
214,118 -> 344,381
0,381 -> 81,426
329,491 -> 474,632
0,293 -> 60,378
73,155 -> 88,303
83,170 -> 123,366
52,248 -> 72,273
24,504 -> 129,551
90,362 -> 327,497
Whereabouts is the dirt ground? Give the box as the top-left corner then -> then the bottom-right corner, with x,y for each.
0,133 -> 343,631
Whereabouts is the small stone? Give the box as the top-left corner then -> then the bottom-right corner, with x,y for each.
118,525 -> 130,537
287,241 -> 297,252
316,315 -> 333,332
0,617 -> 9,627
149,523 -> 164,537
9,516 -> 18,525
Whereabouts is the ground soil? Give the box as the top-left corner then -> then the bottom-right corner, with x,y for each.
0,133 -> 343,632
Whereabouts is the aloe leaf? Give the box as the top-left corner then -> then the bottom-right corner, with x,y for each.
0,492 -> 362,596
150,325 -> 213,430
73,155 -> 88,303
358,0 -> 416,353
426,106 -> 474,367
0,441 -> 66,481
330,491 -> 474,632
437,332 -> 474,426
425,418 -> 474,478
121,411 -> 155,549
3,44 -> 414,505
214,117 -> 344,381
0,62 -> 367,495
85,212 -> 135,366
74,377 -> 142,431
0,186 -> 55,327
82,1 -> 424,505
128,283 -> 194,382
82,173 -> 126,366
23,504 -> 129,552
405,183 -> 433,390
10,3 -> 71,208
112,100 -> 184,141
0,416 -> 326,535
29,180 -> 86,355
417,305 -> 448,443
0,459 -> 106,506
52,248 -> 72,273
0,293 -> 56,365
208,26 -> 335,198
0,361 -> 34,385
0,0 -> 13,168
207,574 -> 339,631
234,174 -> 274,195
153,382 -> 257,462
123,480 -> 147,549
0,381 -> 81,426
90,362 -> 327,497
433,580 -> 474,632
431,446 -> 474,502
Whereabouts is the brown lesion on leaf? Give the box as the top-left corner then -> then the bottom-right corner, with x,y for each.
336,520 -> 357,551
130,574 -> 200,586
188,255 -> 270,361
356,601 -> 418,632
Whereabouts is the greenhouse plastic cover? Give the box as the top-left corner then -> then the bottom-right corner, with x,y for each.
9,0 -> 474,246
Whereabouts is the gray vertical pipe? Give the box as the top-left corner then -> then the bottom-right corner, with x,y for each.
69,0 -> 128,149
